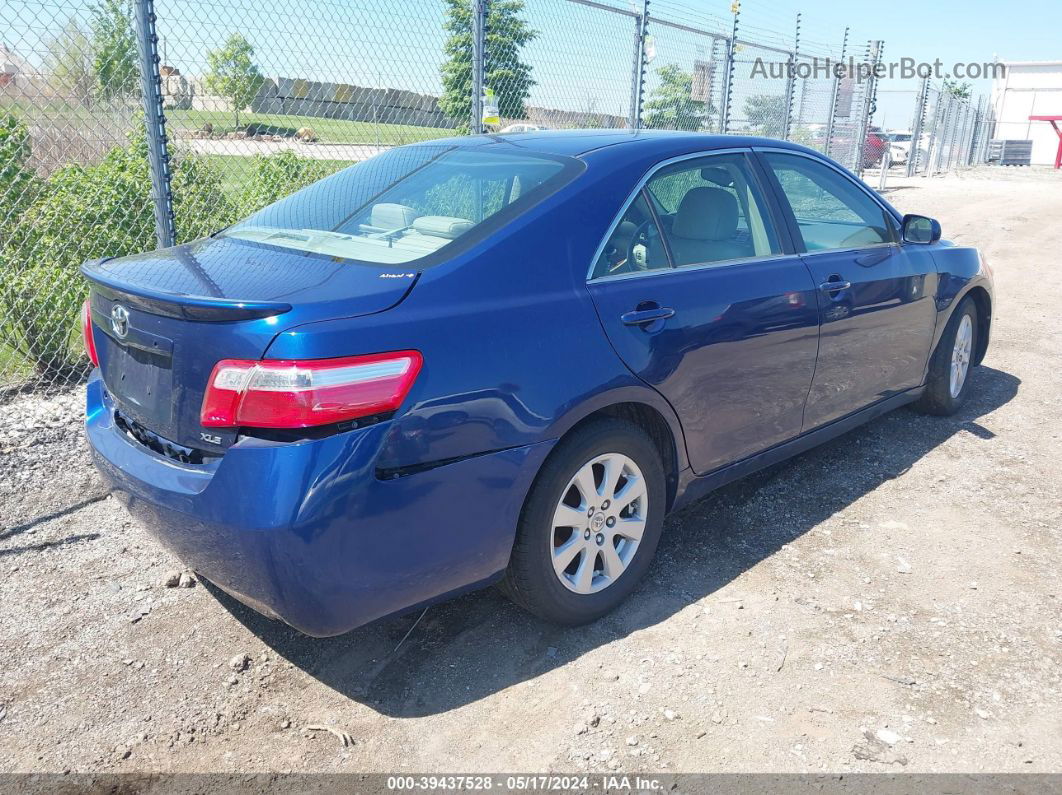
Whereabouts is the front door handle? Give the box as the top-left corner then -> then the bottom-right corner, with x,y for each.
819,278 -> 852,292
621,306 -> 675,326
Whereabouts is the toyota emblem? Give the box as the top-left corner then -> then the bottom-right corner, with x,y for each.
110,304 -> 130,339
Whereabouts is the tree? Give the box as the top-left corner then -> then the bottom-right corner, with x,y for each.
439,0 -> 536,131
205,34 -> 264,128
43,19 -> 95,104
943,79 -> 972,100
91,0 -> 138,101
743,93 -> 788,137
644,64 -> 710,132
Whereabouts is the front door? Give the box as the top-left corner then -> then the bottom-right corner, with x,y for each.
758,150 -> 939,430
587,151 -> 820,475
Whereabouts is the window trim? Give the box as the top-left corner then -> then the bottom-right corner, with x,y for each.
586,148 -> 790,282
751,147 -> 903,258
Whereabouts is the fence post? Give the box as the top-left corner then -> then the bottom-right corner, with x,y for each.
852,40 -> 881,176
977,98 -> 993,164
966,96 -> 983,166
708,36 -> 722,132
906,76 -> 928,177
627,0 -> 649,129
969,95 -> 983,165
930,92 -> 951,176
823,26 -> 848,159
470,0 -> 486,134
923,85 -> 942,176
720,2 -> 740,134
947,99 -> 966,172
781,13 -> 799,141
133,0 -> 175,249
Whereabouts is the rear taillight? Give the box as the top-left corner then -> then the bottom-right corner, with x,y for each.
200,351 -> 422,429
82,299 -> 99,367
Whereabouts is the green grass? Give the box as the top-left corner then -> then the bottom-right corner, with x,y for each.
167,109 -> 457,146
0,340 -> 29,386
1,100 -> 458,147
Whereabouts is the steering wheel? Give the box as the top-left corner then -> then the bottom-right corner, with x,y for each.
609,219 -> 655,275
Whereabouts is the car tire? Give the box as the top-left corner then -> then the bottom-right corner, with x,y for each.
913,296 -> 979,416
499,418 -> 666,625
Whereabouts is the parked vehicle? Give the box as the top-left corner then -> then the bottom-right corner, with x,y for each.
82,131 -> 993,636
883,130 -> 933,169
863,126 -> 888,167
499,122 -> 551,133
884,130 -> 913,164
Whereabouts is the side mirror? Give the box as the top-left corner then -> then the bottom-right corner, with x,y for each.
901,214 -> 941,244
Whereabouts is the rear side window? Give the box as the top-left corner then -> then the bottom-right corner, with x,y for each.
764,152 -> 896,252
593,193 -> 670,277
222,147 -> 576,265
592,152 -> 781,278
647,153 -> 780,268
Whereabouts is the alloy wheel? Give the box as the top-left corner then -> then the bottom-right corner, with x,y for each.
550,453 -> 647,594
950,313 -> 973,398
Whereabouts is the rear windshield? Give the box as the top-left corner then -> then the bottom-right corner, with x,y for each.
221,145 -> 576,265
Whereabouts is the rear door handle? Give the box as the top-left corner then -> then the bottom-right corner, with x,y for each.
621,307 -> 675,326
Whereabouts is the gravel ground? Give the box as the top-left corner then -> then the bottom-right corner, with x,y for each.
0,170 -> 1060,775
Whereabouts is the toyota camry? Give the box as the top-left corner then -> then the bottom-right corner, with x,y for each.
82,130 -> 993,636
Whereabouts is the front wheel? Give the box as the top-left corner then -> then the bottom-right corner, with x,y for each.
500,418 -> 666,625
914,296 -> 979,416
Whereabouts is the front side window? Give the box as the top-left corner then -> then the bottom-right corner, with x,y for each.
646,153 -> 781,268
222,146 -> 575,265
764,152 -> 896,252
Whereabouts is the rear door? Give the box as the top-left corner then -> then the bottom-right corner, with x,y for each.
586,150 -> 820,475
757,149 -> 938,430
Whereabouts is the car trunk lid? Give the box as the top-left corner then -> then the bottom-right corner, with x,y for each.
83,236 -> 418,452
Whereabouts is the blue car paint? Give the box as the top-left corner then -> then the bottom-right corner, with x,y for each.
83,130 -> 992,636
86,375 -> 554,636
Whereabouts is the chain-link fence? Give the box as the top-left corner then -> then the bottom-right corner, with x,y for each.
862,78 -> 997,189
0,0 -> 992,396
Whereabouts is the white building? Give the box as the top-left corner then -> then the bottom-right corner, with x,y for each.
991,61 -> 1062,165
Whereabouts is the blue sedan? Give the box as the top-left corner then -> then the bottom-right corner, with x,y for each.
82,131 -> 993,636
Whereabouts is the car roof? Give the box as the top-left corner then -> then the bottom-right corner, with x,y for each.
413,129 -> 818,159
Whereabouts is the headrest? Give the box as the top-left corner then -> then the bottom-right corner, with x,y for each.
672,187 -> 739,241
700,167 -> 735,187
412,215 -> 474,240
370,203 -> 418,229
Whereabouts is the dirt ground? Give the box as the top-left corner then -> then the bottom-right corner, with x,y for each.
0,168 -> 1060,775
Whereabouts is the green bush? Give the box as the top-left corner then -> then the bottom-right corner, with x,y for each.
0,124 -> 234,379
172,153 -> 240,240
237,150 -> 336,217
0,124 -> 340,382
0,113 -> 41,246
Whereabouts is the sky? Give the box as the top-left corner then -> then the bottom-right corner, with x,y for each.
750,0 -> 1062,127
6,0 -> 1061,131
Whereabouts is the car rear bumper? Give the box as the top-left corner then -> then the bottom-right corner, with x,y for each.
85,373 -> 553,636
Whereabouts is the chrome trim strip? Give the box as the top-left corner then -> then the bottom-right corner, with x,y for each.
590,252 -> 807,284
798,242 -> 900,259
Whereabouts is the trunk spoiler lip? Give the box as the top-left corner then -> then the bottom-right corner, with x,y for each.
81,259 -> 293,322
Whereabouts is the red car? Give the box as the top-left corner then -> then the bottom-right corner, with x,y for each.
863,127 -> 888,168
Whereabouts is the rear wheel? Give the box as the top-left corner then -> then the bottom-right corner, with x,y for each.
914,296 -> 979,416
500,418 -> 666,625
